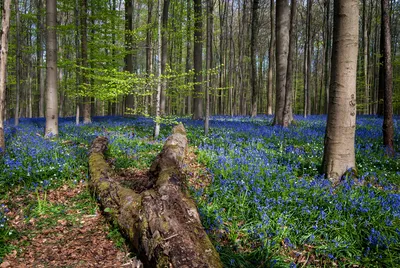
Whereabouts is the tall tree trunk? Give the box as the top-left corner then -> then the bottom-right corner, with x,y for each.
186,0 -> 192,115
322,0 -> 358,184
160,0 -> 170,115
146,0 -> 153,115
283,0 -> 296,126
15,0 -> 21,126
0,0 -> 11,152
306,0 -> 312,116
81,0 -> 91,123
45,0 -> 59,136
324,0 -> 331,114
192,0 -> 203,119
363,0 -> 369,114
37,0 -> 45,118
267,0 -> 275,115
205,0 -> 213,134
74,0 -> 80,125
250,0 -> 259,117
381,0 -> 394,155
124,0 -> 135,114
273,0 -> 290,125
154,0 -> 162,138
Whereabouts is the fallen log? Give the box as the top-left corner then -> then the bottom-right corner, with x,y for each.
88,124 -> 222,268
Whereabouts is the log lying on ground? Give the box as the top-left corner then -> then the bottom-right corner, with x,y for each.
88,124 -> 222,268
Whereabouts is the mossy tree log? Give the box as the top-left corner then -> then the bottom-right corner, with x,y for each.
88,124 -> 222,268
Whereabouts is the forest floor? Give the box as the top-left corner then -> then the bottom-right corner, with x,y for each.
0,180 -> 129,267
1,115 -> 399,267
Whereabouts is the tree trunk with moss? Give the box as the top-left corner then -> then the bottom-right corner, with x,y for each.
88,124 -> 222,267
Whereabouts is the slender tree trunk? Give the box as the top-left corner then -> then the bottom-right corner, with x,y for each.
363,0 -> 369,114
74,0 -> 80,125
323,0 -> 358,184
124,0 -> 134,114
160,0 -> 170,115
205,0 -> 213,134
381,0 -> 394,155
273,0 -> 290,125
267,0 -> 275,115
154,0 -> 162,138
146,0 -> 153,115
81,0 -> 91,123
324,0 -> 331,114
15,0 -> 21,126
193,0 -> 203,119
45,0 -> 59,136
0,0 -> 11,152
37,0 -> 45,118
186,0 -> 192,115
250,0 -> 259,117
283,0 -> 296,126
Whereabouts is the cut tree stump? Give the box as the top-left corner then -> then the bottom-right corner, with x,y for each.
88,124 -> 222,268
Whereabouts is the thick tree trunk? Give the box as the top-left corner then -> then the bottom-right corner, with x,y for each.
45,0 -> 59,137
381,0 -> 394,156
0,0 -> 11,152
274,0 -> 290,125
88,124 -> 222,267
193,0 -> 203,119
283,0 -> 296,126
322,0 -> 358,184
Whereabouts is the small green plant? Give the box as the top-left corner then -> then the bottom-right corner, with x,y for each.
34,189 -> 49,216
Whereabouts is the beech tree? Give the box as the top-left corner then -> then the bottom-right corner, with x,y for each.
44,0 -> 59,136
381,0 -> 394,155
0,0 -> 12,152
250,0 -> 259,117
193,0 -> 203,119
322,0 -> 359,184
273,0 -> 290,125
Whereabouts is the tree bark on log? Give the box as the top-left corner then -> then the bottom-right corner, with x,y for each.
88,124 -> 222,268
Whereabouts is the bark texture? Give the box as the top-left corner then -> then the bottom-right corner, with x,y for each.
45,0 -> 59,136
193,0 -> 203,120
323,0 -> 358,184
0,0 -> 12,152
274,0 -> 290,125
381,0 -> 394,155
89,124 -> 222,267
267,0 -> 275,115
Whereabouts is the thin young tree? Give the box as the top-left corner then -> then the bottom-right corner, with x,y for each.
154,0 -> 162,138
45,0 -> 59,136
193,0 -> 203,120
273,0 -> 290,125
322,0 -> 359,184
0,0 -> 12,152
381,0 -> 394,155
